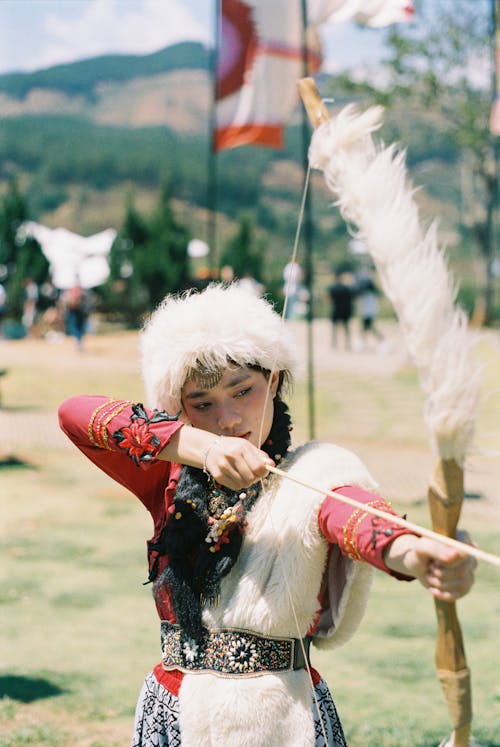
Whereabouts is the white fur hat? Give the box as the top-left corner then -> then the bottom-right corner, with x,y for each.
140,283 -> 300,414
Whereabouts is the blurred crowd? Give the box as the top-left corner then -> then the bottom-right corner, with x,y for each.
326,267 -> 388,352
0,277 -> 93,351
0,261 -> 388,355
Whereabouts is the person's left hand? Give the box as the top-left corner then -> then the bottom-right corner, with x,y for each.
403,531 -> 477,602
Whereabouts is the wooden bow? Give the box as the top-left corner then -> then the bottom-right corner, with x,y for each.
297,77 -> 482,746
429,460 -> 471,746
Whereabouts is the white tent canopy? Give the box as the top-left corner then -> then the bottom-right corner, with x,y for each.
17,222 -> 117,290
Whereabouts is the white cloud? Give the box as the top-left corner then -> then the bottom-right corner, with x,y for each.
14,0 -> 211,73
0,0 -> 384,77
319,20 -> 387,74
42,0 -> 209,66
0,0 -> 390,79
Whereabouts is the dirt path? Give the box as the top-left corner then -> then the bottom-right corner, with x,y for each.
1,321 -> 498,521
0,319 -> 405,450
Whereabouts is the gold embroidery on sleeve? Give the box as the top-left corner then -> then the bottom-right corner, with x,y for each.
343,499 -> 395,560
88,400 -> 116,447
101,401 -> 131,449
88,399 -> 131,449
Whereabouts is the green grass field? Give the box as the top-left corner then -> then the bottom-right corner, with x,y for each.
1,323 -> 499,746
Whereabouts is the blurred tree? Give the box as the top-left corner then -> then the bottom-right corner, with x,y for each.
113,195 -> 151,325
381,0 -> 498,324
0,177 -> 27,269
0,178 -> 49,321
6,240 -> 49,321
103,187 -> 190,326
219,214 -> 264,282
142,183 -> 191,304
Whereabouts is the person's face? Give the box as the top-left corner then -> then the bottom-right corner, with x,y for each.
181,365 -> 279,448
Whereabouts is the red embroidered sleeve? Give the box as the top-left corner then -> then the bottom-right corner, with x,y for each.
58,395 -> 184,517
318,485 -> 415,578
86,398 -> 133,450
111,402 -> 181,465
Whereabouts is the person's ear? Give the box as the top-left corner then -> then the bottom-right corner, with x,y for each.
270,371 -> 280,397
179,401 -> 190,425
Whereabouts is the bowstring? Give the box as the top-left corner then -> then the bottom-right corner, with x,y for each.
280,161 -> 312,325
257,157 -> 311,446
256,160 -> 330,744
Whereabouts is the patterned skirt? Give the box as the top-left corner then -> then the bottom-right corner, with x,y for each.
131,670 -> 347,747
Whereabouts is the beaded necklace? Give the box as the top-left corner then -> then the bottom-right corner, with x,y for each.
154,396 -> 292,641
204,463 -> 279,555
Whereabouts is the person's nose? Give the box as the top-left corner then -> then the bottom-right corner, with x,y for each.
217,403 -> 242,433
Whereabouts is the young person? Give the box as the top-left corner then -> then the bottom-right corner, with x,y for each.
58,283 -> 475,747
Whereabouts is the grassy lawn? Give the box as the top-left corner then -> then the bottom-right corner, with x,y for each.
1,325 -> 499,746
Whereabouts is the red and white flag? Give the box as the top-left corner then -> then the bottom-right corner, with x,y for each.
214,0 -> 320,151
214,0 -> 414,152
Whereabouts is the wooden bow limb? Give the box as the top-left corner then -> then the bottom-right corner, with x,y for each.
296,76 -> 485,746
429,459 -> 471,747
297,78 -> 330,127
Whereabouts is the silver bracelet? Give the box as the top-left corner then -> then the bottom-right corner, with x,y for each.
202,435 -> 224,478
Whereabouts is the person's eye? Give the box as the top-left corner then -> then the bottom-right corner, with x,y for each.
193,401 -> 211,411
235,387 -> 251,398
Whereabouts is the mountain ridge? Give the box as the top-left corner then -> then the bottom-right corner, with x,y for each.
0,42 -> 470,301
0,41 -> 211,133
0,42 -> 209,97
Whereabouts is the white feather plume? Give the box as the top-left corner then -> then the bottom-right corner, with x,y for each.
309,105 -> 482,464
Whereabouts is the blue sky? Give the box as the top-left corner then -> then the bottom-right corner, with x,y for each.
0,0 -> 388,76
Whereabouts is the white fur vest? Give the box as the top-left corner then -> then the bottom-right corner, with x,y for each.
178,441 -> 376,746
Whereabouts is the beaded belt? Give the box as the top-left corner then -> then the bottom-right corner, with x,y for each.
160,621 -> 311,678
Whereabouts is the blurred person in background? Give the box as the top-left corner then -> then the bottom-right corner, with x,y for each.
63,283 -> 90,351
356,271 -> 385,351
236,271 -> 264,297
22,277 -> 39,336
327,272 -> 355,350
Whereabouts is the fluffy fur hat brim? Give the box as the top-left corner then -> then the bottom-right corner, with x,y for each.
140,283 -> 300,414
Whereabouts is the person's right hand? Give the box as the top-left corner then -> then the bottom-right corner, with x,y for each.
204,435 -> 274,491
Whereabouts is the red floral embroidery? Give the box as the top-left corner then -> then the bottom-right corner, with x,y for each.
116,422 -> 157,461
113,402 -> 179,465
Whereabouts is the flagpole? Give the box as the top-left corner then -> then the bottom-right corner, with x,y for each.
300,0 -> 316,439
207,0 -> 220,273
490,0 -> 500,317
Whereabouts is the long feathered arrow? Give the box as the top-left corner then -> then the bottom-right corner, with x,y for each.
296,76 -> 485,747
